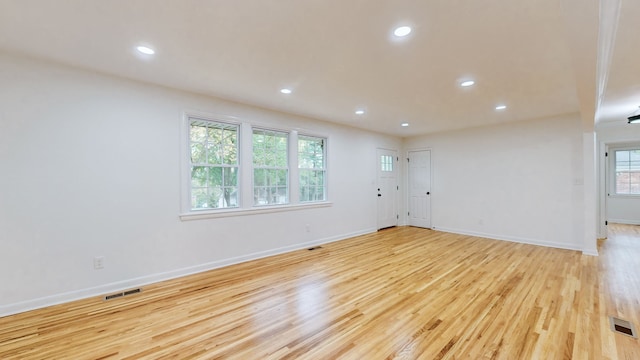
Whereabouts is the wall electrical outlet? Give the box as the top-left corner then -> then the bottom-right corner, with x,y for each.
94,256 -> 105,270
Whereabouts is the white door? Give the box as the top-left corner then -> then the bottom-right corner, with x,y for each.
377,148 -> 398,229
603,144 -> 609,238
408,150 -> 431,228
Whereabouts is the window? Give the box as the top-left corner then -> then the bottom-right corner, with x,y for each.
182,113 -> 331,219
189,118 -> 239,210
253,128 -> 289,205
381,155 -> 393,172
298,135 -> 326,202
615,149 -> 640,195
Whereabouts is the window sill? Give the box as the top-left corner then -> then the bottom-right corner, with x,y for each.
179,201 -> 333,221
608,194 -> 640,199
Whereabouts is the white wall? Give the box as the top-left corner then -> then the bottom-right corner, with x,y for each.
403,114 -> 585,250
607,197 -> 640,225
596,124 -> 640,228
0,53 -> 402,316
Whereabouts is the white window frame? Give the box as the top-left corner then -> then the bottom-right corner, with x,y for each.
252,127 -> 290,206
298,134 -> 328,203
180,112 -> 331,221
186,115 -> 241,211
610,146 -> 640,198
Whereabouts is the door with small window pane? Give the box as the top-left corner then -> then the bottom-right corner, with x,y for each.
377,148 -> 398,229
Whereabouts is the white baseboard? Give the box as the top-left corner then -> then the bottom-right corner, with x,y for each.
608,218 -> 640,226
0,228 -> 376,318
433,226 -> 584,252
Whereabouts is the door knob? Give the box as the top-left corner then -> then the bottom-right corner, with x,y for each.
426,192 -> 430,195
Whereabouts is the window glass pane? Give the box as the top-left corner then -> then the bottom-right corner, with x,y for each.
226,188 -> 238,207
208,187 -> 224,208
190,124 -> 206,142
208,167 -> 223,187
254,168 -> 265,187
299,137 -> 325,170
380,155 -> 393,172
254,188 -> 266,205
276,169 -> 288,186
299,169 -> 309,187
276,146 -> 288,167
191,166 -> 207,187
265,149 -> 276,166
223,128 -> 237,164
206,142 -> 222,164
253,132 -> 265,165
617,150 -> 630,162
206,126 -> 220,141
191,188 -> 208,208
277,136 -> 287,151
191,143 -> 205,164
264,169 -> 275,186
315,170 -> 324,187
300,186 -> 309,201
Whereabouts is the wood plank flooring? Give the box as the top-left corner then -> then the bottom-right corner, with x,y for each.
1,225 -> 639,359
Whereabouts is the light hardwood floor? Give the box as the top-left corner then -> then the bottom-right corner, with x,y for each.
1,225 -> 639,359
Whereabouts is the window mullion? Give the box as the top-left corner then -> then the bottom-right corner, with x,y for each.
290,131 -> 299,204
240,122 -> 253,208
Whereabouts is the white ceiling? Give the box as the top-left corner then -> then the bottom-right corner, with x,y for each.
0,0 -> 637,136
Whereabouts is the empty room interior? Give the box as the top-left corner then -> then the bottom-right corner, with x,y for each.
1,0 -> 640,359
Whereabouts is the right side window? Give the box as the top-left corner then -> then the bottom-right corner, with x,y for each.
615,149 -> 640,195
298,135 -> 326,202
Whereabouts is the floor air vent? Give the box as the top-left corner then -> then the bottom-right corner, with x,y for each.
123,288 -> 141,296
609,316 -> 637,338
104,288 -> 142,301
308,246 -> 323,251
104,292 -> 124,301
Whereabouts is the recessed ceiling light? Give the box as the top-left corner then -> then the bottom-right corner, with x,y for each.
280,88 -> 292,94
629,106 -> 640,124
355,110 -> 365,115
495,105 -> 507,110
401,122 -> 409,127
136,46 -> 155,55
394,26 -> 412,37
460,80 -> 475,87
